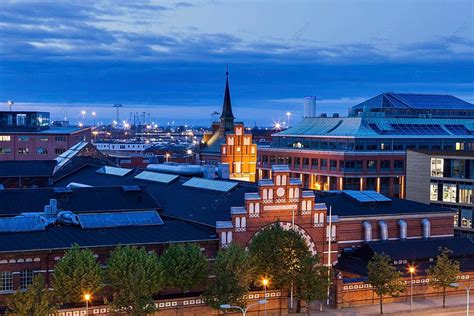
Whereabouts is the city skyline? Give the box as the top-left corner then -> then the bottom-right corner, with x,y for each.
0,0 -> 473,125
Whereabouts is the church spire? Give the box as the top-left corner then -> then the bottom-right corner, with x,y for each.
220,67 -> 235,131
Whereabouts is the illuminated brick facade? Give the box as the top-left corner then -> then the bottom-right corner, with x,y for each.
220,124 -> 257,182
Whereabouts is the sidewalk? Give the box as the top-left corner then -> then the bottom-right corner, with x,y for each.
289,294 -> 471,315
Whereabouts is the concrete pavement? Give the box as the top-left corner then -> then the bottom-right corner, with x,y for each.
289,294 -> 471,315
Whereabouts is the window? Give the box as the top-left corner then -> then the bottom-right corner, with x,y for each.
36,147 -> 48,155
16,114 -> 26,126
249,203 -> 254,214
430,183 -> 439,201
0,271 -> 13,291
394,160 -> 404,171
311,159 -> 318,169
54,136 -> 66,141
0,136 -> 11,142
55,148 -> 66,155
18,148 -> 29,155
0,148 -> 11,155
18,136 -> 29,141
431,158 -> 444,177
222,147 -> 226,154
443,184 -> 457,203
381,160 -> 391,171
20,270 -> 33,290
276,175 -> 281,185
282,175 -> 287,185
459,185 -> 473,204
38,136 -> 48,142
367,160 -> 376,172
451,159 -> 465,178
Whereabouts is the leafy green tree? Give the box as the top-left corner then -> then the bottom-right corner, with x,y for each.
427,247 -> 460,308
366,252 -> 405,314
204,243 -> 254,309
295,254 -> 330,316
106,246 -> 162,316
52,244 -> 102,304
249,224 -> 311,290
7,274 -> 56,316
159,243 -> 208,293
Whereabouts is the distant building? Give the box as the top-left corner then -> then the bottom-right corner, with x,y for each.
199,71 -> 257,182
0,111 -> 91,161
258,93 -> 474,197
406,149 -> 474,231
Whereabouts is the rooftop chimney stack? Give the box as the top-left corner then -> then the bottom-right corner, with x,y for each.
303,96 -> 317,118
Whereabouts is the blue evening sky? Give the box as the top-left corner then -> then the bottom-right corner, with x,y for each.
0,0 -> 473,126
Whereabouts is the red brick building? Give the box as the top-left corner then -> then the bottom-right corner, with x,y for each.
0,111 -> 91,161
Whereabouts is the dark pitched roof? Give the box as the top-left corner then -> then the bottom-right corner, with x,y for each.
0,160 -> 56,178
352,93 -> 473,110
0,218 -> 216,253
316,191 -> 451,217
220,71 -> 234,120
53,165 -> 256,227
0,186 -> 160,216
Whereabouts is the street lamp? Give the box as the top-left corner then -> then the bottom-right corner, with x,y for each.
81,110 -> 86,121
220,299 -> 267,316
408,265 -> 415,311
92,111 -> 96,126
84,293 -> 91,316
262,278 -> 269,316
165,153 -> 170,162
7,100 -> 13,112
450,283 -> 473,316
286,112 -> 291,127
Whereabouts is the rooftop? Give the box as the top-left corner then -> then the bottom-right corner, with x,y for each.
0,160 -> 56,178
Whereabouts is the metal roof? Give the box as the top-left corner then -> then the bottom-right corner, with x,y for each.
77,211 -> 164,229
96,166 -> 132,177
182,177 -> 238,192
0,216 -> 45,232
276,117 -> 474,138
352,93 -> 474,110
55,142 -> 88,168
134,171 -> 178,184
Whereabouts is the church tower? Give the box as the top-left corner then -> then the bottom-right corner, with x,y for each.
220,70 -> 235,132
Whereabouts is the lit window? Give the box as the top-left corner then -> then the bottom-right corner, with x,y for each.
0,136 -> 11,142
18,148 -> 29,155
459,185 -> 473,204
442,184 -> 457,203
0,148 -> 11,155
431,158 -> 443,177
430,183 -> 438,201
36,147 -> 48,155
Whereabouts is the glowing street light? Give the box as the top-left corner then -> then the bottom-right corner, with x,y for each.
165,153 -> 170,162
261,278 -> 269,316
286,112 -> 291,127
7,100 -> 13,112
408,265 -> 415,311
84,293 -> 91,315
81,110 -> 86,120
187,149 -> 193,155
274,122 -> 282,130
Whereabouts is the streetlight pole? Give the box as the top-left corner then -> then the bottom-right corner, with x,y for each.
262,278 -> 269,316
327,206 -> 332,306
84,293 -> 91,316
286,112 -> 291,127
220,299 -> 268,316
408,266 -> 415,311
450,283 -> 472,316
7,100 -> 13,112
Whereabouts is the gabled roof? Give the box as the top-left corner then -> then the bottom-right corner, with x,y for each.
352,93 -> 474,110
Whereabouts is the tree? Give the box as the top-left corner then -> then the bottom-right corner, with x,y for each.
204,243 -> 254,309
249,224 -> 311,290
366,252 -> 405,314
295,254 -> 330,316
427,247 -> 460,308
52,244 -> 102,304
7,274 -> 56,316
159,243 -> 208,293
106,246 -> 162,316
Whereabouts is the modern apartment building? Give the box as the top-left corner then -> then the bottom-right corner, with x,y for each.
406,149 -> 474,230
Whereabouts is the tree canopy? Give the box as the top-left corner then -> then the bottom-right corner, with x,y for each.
366,252 -> 404,314
427,247 -> 460,308
204,243 -> 254,309
159,243 -> 208,293
248,224 -> 311,290
106,246 -> 162,316
52,244 -> 102,304
7,274 -> 56,316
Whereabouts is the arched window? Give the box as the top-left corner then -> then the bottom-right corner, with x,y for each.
268,189 -> 273,199
295,189 -> 300,198
282,175 -> 287,185
302,201 -> 307,211
255,203 -> 260,214
276,175 -> 281,186
249,203 -> 254,214
221,232 -> 227,245
241,217 -> 246,228
332,226 -> 336,238
289,188 -> 294,198
307,201 -> 312,210
314,213 -> 319,224
235,217 -> 241,228
263,189 -> 268,200
319,213 -> 324,223
227,231 -> 233,243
